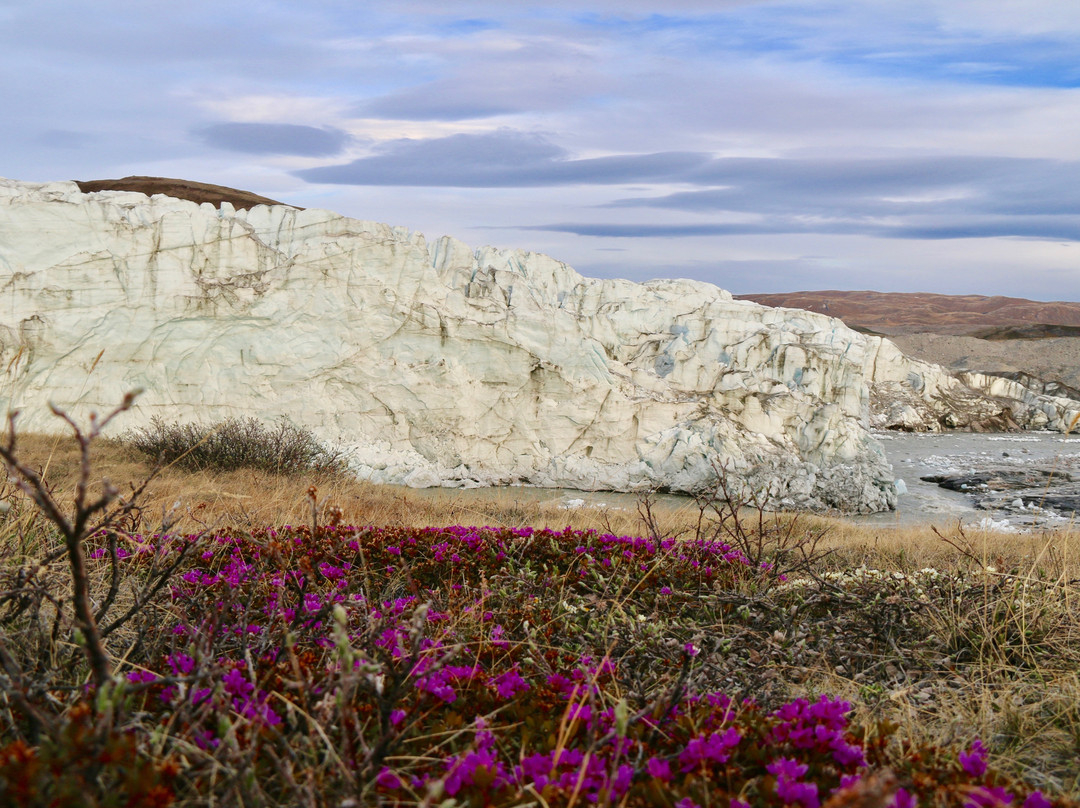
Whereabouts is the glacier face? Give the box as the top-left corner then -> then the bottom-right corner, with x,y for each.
1,179 -> 1076,513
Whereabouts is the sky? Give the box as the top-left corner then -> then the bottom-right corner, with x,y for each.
4,0 -> 1080,300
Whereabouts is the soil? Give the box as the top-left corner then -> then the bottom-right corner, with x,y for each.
74,176 -> 300,211
738,290 -> 1080,334
887,332 -> 1080,389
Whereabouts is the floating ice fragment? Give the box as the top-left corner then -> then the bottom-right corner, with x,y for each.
976,516 -> 1018,533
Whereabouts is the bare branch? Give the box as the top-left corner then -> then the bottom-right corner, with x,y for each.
0,391 -> 148,689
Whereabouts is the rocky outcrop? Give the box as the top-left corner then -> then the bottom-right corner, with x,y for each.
1,178 -> 1077,512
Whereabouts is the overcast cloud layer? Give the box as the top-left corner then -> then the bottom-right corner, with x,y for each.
4,0 -> 1080,299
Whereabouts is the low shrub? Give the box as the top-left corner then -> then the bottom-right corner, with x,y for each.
3,521 -> 1071,807
122,416 -> 350,475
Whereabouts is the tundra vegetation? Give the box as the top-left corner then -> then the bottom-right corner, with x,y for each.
0,399 -> 1079,807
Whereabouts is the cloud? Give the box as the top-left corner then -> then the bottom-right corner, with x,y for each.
299,141 -> 1080,242
296,131 -> 709,186
525,215 -> 1080,242
584,155 -> 1080,240
615,155 -> 1080,213
353,28 -> 614,123
197,123 -> 351,156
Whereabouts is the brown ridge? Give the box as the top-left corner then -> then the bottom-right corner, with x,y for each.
74,176 -> 301,212
738,290 -> 1080,334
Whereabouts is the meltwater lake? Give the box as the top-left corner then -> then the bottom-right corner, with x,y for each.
865,430 -> 1080,530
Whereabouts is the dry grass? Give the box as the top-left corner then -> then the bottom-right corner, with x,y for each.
8,433 -> 688,537
15,432 -> 1080,577
6,431 -> 1080,797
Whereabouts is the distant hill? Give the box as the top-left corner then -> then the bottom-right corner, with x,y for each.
75,176 -> 298,211
738,290 -> 1080,335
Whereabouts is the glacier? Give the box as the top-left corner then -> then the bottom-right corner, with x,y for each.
2,178 -> 1077,513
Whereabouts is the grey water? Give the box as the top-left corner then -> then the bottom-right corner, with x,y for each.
863,431 -> 1080,529
392,431 -> 1080,531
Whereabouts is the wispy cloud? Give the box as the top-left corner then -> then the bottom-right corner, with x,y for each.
611,155 -> 1080,217
296,131 -> 709,186
524,216 -> 1080,242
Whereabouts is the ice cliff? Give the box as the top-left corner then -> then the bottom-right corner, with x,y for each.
2,178 -> 1077,512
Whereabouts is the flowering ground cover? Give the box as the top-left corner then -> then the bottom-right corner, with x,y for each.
2,514 -> 1078,807
1,405 -> 1079,806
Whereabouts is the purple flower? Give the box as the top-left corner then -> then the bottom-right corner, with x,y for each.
375,767 -> 402,790
731,800 -> 751,808
190,687 -> 214,707
831,738 -> 865,767
613,764 -> 634,794
444,745 -> 506,796
960,739 -> 989,778
167,653 -> 196,676
892,787 -> 917,808
567,702 -> 592,723
1024,793 -> 1052,808
838,773 -> 862,790
222,667 -> 254,698
775,777 -> 820,808
493,667 -> 530,699
768,757 -> 818,808
646,757 -> 672,781
676,800 -> 702,808
679,727 -> 741,771
237,693 -> 282,727
389,709 -> 407,727
767,757 -> 809,780
965,786 -> 1015,808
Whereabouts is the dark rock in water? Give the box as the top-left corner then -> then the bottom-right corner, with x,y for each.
922,466 -> 1080,517
920,468 -> 1065,492
1024,494 -> 1080,514
920,473 -> 991,491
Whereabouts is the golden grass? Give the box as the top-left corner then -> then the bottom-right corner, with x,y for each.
10,432 -> 1080,579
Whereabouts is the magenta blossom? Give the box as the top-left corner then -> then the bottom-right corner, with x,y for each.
493,667 -> 530,699
375,767 -> 402,790
892,787 -> 917,808
960,739 -> 989,778
679,726 -> 741,771
965,786 -> 1014,808
768,758 -> 818,808
646,757 -> 672,781
767,757 -> 809,780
